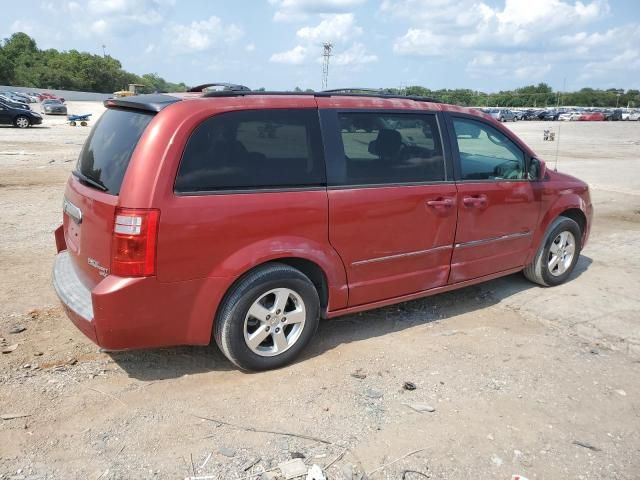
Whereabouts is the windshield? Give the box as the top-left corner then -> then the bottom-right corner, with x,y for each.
76,108 -> 153,194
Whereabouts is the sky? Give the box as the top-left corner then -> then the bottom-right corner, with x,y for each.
2,0 -> 640,92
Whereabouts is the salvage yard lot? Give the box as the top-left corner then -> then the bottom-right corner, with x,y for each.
1,102 -> 639,479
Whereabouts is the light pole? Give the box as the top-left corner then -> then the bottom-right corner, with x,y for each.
616,93 -> 621,108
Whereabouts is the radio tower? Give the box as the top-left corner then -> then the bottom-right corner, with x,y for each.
321,42 -> 333,90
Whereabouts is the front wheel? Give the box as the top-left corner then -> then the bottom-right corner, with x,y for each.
214,263 -> 320,371
14,116 -> 30,128
523,216 -> 582,286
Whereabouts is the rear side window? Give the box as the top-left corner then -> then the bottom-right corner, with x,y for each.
77,108 -> 154,195
175,109 -> 325,192
332,112 -> 445,186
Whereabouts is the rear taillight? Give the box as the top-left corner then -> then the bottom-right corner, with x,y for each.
111,208 -> 160,277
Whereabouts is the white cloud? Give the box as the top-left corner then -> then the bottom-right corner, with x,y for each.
245,43 -> 256,52
333,42 -> 378,65
10,20 -> 35,36
393,28 -> 447,56
91,19 -> 108,35
272,13 -> 375,69
386,0 -> 609,53
270,0 -> 365,22
296,13 -> 362,43
270,45 -> 309,64
168,16 -> 243,52
581,49 -> 640,80
467,52 -> 553,81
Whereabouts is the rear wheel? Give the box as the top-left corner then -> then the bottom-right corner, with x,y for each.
14,116 -> 30,128
523,216 -> 582,286
214,263 -> 320,371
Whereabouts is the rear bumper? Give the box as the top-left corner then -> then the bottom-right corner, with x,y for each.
52,251 -> 98,343
52,250 -> 229,350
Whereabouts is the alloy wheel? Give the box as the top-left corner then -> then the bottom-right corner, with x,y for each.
548,231 -> 576,276
243,288 -> 306,357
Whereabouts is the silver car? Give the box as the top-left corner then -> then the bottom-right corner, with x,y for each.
41,99 -> 67,115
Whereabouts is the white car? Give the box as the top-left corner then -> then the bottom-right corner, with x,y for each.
559,111 -> 581,121
628,111 -> 640,121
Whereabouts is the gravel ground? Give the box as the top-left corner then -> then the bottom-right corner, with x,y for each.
1,104 -> 639,479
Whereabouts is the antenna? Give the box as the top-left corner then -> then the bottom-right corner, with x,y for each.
554,78 -> 566,172
321,42 -> 333,90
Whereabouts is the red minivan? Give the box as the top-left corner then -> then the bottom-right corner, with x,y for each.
53,88 -> 592,370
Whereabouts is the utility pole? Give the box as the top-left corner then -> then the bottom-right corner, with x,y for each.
321,42 -> 333,90
102,44 -> 107,57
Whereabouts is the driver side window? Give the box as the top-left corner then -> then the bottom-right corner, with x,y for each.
453,118 -> 526,181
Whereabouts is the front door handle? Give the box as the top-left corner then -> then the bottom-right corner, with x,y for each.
426,198 -> 454,208
462,195 -> 488,207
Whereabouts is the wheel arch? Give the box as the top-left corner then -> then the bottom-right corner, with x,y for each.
526,195 -> 590,265
559,208 -> 587,238
212,245 -> 348,325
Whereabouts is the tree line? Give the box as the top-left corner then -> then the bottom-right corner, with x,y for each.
397,84 -> 640,108
2,32 -> 638,107
0,32 -> 186,94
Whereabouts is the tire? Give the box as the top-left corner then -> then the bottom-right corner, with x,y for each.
14,115 -> 30,128
214,263 -> 320,371
523,216 -> 582,287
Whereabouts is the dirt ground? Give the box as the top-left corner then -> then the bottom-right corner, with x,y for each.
1,102 -> 639,480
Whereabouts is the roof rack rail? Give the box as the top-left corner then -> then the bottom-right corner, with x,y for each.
322,88 -> 384,94
201,90 -> 442,104
188,83 -> 251,93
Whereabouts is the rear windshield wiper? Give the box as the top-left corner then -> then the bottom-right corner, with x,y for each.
72,170 -> 108,192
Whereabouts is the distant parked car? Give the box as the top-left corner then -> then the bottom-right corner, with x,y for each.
41,99 -> 68,115
486,108 -> 516,122
38,92 -> 65,103
0,94 -> 31,110
0,100 -> 42,128
0,92 -> 29,106
558,111 -> 581,121
604,109 -> 623,121
628,111 -> 640,121
577,112 -> 605,121
10,92 -> 34,103
538,110 -> 561,121
521,110 -> 539,120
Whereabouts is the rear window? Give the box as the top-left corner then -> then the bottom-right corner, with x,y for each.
77,108 -> 153,195
175,109 -> 324,193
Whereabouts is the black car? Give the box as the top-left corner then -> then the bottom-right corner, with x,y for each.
538,110 -> 560,121
0,100 -> 43,128
604,109 -> 623,121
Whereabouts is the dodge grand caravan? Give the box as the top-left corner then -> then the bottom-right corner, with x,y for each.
52,87 -> 592,371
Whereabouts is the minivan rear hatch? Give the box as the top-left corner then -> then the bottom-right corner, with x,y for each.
63,108 -> 154,288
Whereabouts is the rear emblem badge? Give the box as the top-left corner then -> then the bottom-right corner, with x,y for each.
88,258 -> 109,277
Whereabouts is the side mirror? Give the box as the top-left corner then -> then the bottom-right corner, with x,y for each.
529,157 -> 546,181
